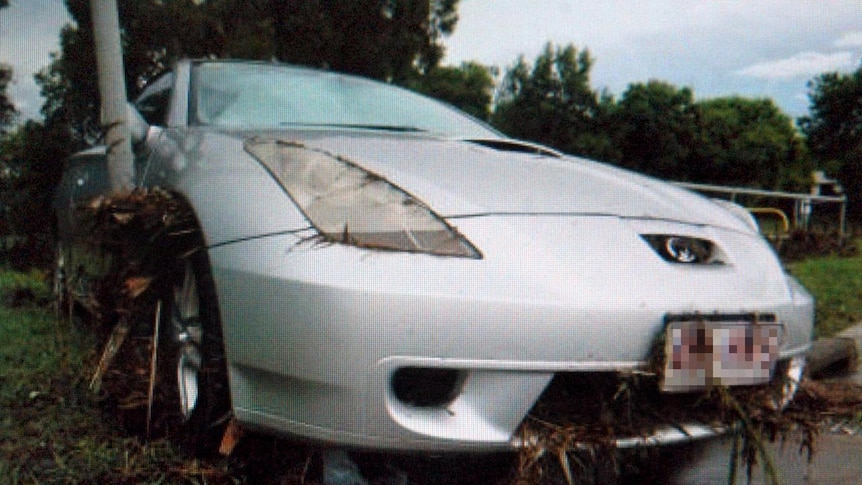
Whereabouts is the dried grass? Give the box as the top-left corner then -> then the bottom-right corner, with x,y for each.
72,189 -> 203,437
512,368 -> 862,485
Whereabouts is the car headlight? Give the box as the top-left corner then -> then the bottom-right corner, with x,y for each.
245,138 -> 481,258
641,234 -> 721,265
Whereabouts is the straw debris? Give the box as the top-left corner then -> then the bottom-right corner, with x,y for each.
72,188 -> 203,435
511,318 -> 855,485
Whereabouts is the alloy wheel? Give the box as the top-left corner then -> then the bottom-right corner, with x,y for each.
171,262 -> 203,421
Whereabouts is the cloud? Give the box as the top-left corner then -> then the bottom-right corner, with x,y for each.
735,51 -> 857,80
835,31 -> 862,48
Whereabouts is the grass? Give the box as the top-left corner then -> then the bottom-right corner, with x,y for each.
0,270 -> 207,485
787,239 -> 862,338
0,270 -> 339,484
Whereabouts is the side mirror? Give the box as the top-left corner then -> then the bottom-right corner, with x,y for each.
127,102 -> 149,146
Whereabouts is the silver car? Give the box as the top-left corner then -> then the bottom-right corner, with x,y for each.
55,59 -> 813,453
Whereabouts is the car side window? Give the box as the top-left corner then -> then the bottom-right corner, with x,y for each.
135,72 -> 175,126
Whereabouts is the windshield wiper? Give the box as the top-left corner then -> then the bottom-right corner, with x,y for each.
279,122 -> 426,133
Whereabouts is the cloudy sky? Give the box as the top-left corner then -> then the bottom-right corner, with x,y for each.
1,0 -> 861,121
0,0 -> 69,120
446,1 -> 862,117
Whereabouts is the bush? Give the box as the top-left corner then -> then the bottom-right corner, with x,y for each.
777,229 -> 859,262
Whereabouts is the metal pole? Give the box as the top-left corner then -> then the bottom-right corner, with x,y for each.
90,0 -> 134,192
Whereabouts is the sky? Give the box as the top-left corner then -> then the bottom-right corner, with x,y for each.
1,0 -> 861,122
445,1 -> 862,117
0,0 -> 70,121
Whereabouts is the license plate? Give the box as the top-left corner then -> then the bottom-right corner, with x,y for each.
661,321 -> 783,392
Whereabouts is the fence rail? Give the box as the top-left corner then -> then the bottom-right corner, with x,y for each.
671,181 -> 847,236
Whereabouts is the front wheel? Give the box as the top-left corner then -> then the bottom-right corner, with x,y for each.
157,251 -> 231,454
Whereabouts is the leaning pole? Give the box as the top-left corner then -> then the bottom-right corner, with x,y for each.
90,0 -> 134,192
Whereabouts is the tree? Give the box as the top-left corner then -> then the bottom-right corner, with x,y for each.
0,64 -> 15,132
492,43 -> 611,159
0,120 -> 74,266
267,0 -> 458,82
39,0 -> 462,146
39,0 -> 217,144
405,62 -> 496,121
608,85 -> 808,188
611,80 -> 697,178
37,7 -> 100,143
0,1 -> 14,132
693,97 -> 809,190
800,66 -> 862,220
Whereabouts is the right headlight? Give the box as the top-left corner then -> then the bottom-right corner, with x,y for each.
641,234 -> 723,265
245,138 -> 482,259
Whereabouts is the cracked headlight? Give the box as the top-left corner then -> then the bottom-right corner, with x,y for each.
245,138 -> 481,258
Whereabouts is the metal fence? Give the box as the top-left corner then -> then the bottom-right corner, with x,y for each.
671,180 -> 847,236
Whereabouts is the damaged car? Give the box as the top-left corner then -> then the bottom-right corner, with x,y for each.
54,59 -> 813,453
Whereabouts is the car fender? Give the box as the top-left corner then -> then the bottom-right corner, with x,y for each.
140,128 -> 309,248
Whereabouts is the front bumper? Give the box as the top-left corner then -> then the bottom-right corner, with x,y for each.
207,217 -> 814,451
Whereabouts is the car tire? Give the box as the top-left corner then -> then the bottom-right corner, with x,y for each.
156,249 -> 231,454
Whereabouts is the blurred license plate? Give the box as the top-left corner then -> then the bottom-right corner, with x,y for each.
661,321 -> 783,392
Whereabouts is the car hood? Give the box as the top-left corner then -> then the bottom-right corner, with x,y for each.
240,130 -> 753,234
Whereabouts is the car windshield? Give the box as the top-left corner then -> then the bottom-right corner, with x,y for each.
191,62 -> 500,139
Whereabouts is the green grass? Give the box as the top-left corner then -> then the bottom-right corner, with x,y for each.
0,270 -> 206,484
0,270 -> 320,484
788,240 -> 862,338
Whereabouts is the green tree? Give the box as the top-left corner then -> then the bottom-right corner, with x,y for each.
612,80 -> 696,178
568,80 -> 807,188
0,120 -> 74,266
800,66 -> 862,220
39,0 -> 225,143
0,1 -> 14,132
37,23 -> 97,142
492,43 -> 611,159
0,65 -> 15,132
268,0 -> 459,82
39,0 -> 462,146
693,97 -> 809,190
405,62 -> 496,121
